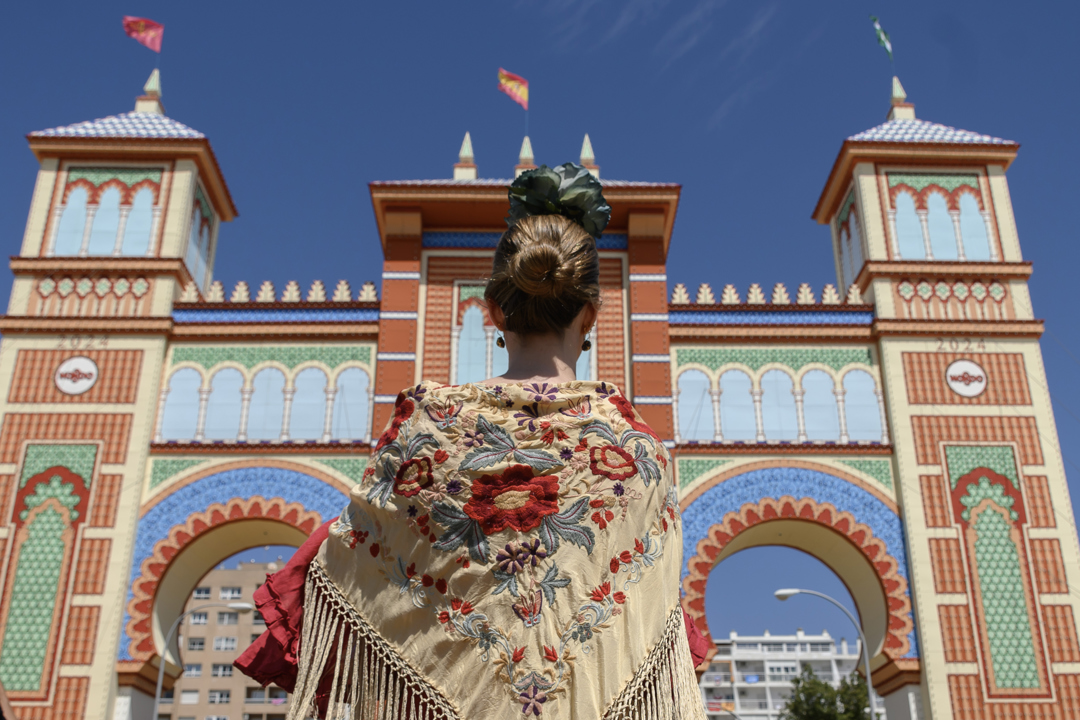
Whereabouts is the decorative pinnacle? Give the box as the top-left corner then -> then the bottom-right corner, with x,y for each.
519,136 -> 534,165
891,76 -> 907,104
143,68 -> 161,97
459,131 -> 474,164
580,134 -> 595,166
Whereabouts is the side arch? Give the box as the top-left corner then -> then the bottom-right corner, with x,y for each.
116,465 -> 348,674
679,463 -> 917,689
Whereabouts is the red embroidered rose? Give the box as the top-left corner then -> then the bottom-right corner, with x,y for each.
544,645 -> 559,662
590,582 -> 611,602
613,591 -> 626,605
610,393 -> 664,445
438,611 -> 450,624
634,538 -> 645,554
619,550 -> 633,565
589,445 -> 637,481
394,457 -> 434,497
592,508 -> 614,529
463,465 -> 560,535
512,646 -> 526,664
610,557 -> 620,574
374,397 -> 415,451
435,578 -> 448,594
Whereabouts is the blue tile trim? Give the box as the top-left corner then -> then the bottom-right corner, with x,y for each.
680,466 -> 918,658
669,311 -> 874,326
422,232 -> 628,250
117,467 -> 347,661
173,308 -> 380,323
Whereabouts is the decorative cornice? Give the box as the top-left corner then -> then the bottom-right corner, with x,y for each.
873,319 -> 1043,337
150,442 -> 373,455
0,317 -> 172,334
675,443 -> 893,456
855,260 -> 1033,291
669,325 -> 874,342
10,256 -> 194,286
168,323 -> 379,340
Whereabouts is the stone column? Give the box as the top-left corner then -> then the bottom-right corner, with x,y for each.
671,389 -> 682,445
834,388 -> 849,444
194,388 -> 212,441
279,388 -> 296,441
793,389 -> 807,443
751,389 -> 765,442
113,205 -> 132,256
365,386 -> 375,443
153,387 -> 170,443
484,326 -> 496,378
147,205 -> 163,256
321,387 -> 337,442
237,388 -> 253,442
950,209 -> 966,260
886,208 -> 899,259
449,326 -> 462,384
45,204 -> 65,257
710,388 -> 724,442
79,204 -> 99,257
982,210 -> 999,261
916,209 -> 933,259
875,388 -> 890,444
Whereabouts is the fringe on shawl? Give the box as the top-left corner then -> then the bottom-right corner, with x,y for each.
602,605 -> 708,720
291,563 -> 704,720
288,562 -> 459,720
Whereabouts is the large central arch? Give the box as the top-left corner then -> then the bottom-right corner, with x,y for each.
680,460 -> 920,696
115,461 -> 349,691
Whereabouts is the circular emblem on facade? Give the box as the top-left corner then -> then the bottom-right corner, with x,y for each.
945,359 -> 987,398
54,356 -> 99,395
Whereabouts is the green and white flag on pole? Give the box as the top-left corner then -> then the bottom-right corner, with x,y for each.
870,15 -> 893,61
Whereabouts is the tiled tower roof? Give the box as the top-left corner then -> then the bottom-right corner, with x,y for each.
848,118 -> 1015,146
29,111 -> 204,140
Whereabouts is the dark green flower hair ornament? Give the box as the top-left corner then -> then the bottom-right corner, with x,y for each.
507,162 -> 612,238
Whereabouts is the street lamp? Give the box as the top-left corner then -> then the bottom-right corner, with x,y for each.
774,589 -> 877,719
152,601 -> 253,720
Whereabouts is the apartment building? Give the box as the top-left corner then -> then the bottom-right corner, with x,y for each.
699,630 -> 887,719
157,560 -> 290,720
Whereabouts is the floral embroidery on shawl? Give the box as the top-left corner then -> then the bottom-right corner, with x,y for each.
325,381 -> 688,718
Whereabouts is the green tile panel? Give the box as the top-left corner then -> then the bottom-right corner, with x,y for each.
19,445 -> 97,489
194,185 -> 213,222
458,285 -> 487,301
676,458 -> 732,489
0,505 -> 70,691
675,347 -> 873,373
886,173 -> 980,194
315,458 -> 370,485
945,445 -> 1019,490
838,459 -> 893,491
837,190 -> 857,226
965,482 -> 1040,688
150,459 -> 209,489
172,345 -> 373,370
67,167 -> 163,188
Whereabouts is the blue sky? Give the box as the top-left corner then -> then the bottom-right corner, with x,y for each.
3,1 -> 1080,648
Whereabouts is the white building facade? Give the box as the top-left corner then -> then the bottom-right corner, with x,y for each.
699,630 -> 887,719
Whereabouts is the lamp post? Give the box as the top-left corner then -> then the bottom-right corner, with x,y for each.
774,588 -> 877,719
152,601 -> 253,720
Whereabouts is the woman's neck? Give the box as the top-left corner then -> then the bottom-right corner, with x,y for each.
485,330 -> 582,385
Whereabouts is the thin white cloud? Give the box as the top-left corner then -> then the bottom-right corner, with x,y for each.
653,0 -> 727,68
719,4 -> 778,65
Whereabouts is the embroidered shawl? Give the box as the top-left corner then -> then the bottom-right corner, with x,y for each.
290,381 -> 705,720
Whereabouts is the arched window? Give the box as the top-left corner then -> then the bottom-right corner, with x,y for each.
290,368 -> 328,440
926,192 -> 957,260
760,369 -> 797,441
87,186 -> 122,255
894,191 -> 924,259
185,209 -> 211,291
203,368 -> 244,440
332,367 -> 371,440
456,306 -> 487,384
247,368 -> 286,440
849,214 -> 864,284
719,370 -> 756,441
54,187 -> 88,256
160,368 -> 202,440
959,193 -> 991,260
801,370 -> 839,441
843,370 -> 883,442
121,188 -> 154,255
677,370 -> 714,441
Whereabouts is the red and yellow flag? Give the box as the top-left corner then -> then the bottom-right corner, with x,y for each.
497,68 -> 529,111
123,16 -> 164,53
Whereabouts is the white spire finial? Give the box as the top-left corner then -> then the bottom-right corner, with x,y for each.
886,76 -> 915,121
454,131 -> 477,180
580,134 -> 599,178
515,136 -> 536,177
135,69 -> 164,115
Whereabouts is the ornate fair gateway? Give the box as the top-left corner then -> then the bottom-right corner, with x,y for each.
0,73 -> 1076,720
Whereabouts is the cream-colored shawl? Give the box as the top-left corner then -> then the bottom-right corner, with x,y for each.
290,381 -> 704,720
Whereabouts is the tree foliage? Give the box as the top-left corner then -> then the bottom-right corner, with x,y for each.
778,666 -> 876,720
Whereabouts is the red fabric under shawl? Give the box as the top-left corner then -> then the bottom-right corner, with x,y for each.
235,521 -> 711,704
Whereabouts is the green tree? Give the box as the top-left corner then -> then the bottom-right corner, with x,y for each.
779,666 -> 876,720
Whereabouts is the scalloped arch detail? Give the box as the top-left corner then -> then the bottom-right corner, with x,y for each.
681,495 -> 914,659
123,495 -> 321,660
